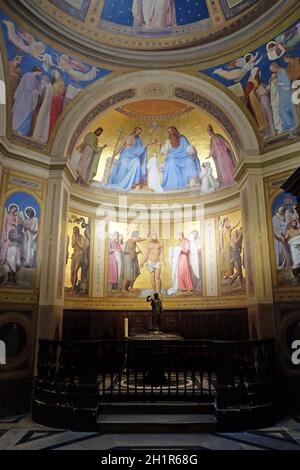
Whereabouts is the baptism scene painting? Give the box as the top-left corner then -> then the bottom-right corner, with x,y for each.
201,19 -> 300,143
0,192 -> 40,289
0,10 -> 111,147
271,191 -> 300,287
70,99 -> 237,194
64,213 -> 91,296
107,221 -> 203,299
219,210 -> 246,295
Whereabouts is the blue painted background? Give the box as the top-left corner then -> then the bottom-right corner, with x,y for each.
0,11 -> 111,90
101,0 -> 209,27
4,192 -> 41,219
272,192 -> 297,216
201,20 -> 300,90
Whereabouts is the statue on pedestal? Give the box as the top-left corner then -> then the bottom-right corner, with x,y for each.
147,292 -> 163,332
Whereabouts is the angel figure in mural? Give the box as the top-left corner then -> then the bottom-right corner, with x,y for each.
3,20 -> 45,60
159,126 -> 201,191
212,52 -> 263,82
266,41 -> 285,61
53,54 -> 97,82
206,124 -> 235,187
167,232 -> 194,296
132,0 -> 176,29
201,162 -> 220,193
74,127 -> 107,185
23,207 -> 39,268
140,232 -> 165,295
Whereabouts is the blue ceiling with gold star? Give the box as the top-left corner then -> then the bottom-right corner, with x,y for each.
101,0 -> 210,27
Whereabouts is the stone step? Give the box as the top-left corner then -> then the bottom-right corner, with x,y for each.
97,413 -> 217,433
100,401 -> 214,415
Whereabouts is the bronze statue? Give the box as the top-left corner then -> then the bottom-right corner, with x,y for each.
147,293 -> 163,331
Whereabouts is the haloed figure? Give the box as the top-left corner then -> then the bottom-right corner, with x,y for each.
71,226 -> 84,293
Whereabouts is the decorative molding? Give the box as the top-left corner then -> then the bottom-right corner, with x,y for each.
174,87 -> 243,152
67,88 -> 136,156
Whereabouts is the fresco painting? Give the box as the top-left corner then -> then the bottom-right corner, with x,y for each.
201,20 -> 300,141
219,211 -> 246,295
72,105 -> 237,194
271,192 -> 299,286
0,11 -> 111,145
0,192 -> 40,289
65,213 -> 90,296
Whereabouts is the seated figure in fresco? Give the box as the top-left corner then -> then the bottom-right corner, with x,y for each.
107,127 -> 149,191
160,126 -> 201,191
132,0 -> 176,29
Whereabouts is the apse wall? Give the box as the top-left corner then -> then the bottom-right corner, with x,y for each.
0,0 -> 300,414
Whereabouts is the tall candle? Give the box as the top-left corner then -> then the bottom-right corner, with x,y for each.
124,318 -> 129,338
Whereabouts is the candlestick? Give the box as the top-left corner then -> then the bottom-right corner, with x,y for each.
124,317 -> 129,338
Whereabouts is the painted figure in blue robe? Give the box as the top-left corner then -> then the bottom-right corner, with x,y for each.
12,67 -> 43,136
107,127 -> 148,191
270,63 -> 298,132
160,126 -> 201,191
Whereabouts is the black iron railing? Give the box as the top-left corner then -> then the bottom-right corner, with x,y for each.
32,338 -> 277,430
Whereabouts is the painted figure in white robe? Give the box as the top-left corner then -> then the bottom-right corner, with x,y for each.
23,207 -> 38,268
201,162 -> 220,193
147,153 -> 164,193
212,53 -> 262,82
272,205 -> 292,269
132,0 -> 176,28
32,76 -> 53,143
268,73 -> 283,133
188,231 -> 202,291
75,127 -> 107,185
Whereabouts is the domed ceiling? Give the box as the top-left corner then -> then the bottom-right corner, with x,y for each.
10,0 -> 287,52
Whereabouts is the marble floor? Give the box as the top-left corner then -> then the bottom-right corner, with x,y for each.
0,415 -> 300,450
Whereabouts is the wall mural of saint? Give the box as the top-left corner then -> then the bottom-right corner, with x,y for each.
0,192 -> 40,289
271,192 -> 299,286
219,212 -> 246,294
65,214 -> 90,296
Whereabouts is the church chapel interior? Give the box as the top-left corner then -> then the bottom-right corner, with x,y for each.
1,0 -> 300,443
